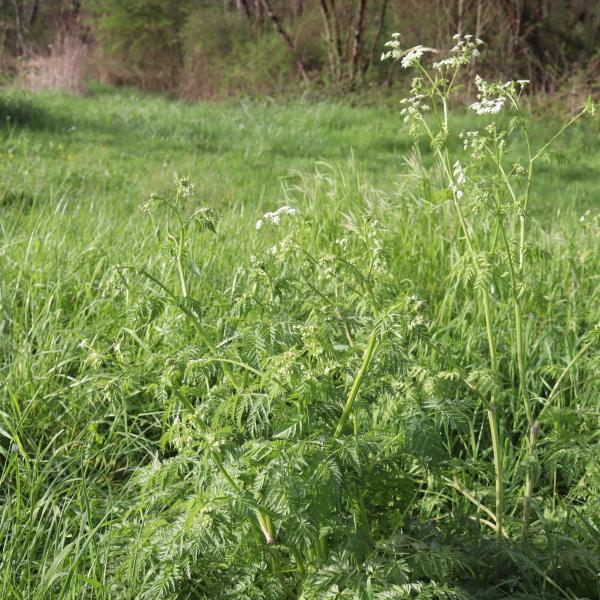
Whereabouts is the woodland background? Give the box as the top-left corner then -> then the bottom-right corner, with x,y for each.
1,0 -> 600,102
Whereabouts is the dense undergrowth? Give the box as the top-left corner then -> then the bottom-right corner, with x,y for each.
1,54 -> 599,599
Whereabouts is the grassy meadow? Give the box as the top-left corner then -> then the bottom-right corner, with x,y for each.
1,86 -> 599,599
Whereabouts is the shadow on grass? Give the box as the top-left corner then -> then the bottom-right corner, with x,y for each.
0,95 -> 69,131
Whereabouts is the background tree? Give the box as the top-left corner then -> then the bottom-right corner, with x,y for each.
1,0 -> 599,98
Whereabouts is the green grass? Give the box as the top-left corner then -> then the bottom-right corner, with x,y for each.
1,85 -> 598,216
0,87 -> 599,599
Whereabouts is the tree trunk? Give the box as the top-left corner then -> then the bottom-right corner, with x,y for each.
10,0 -> 25,54
318,0 -> 340,82
364,0 -> 388,76
28,0 -> 38,28
330,0 -> 345,74
236,0 -> 251,19
254,0 -> 263,28
349,0 -> 367,88
259,0 -> 309,85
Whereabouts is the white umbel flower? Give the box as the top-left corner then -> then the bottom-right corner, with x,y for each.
256,205 -> 299,230
400,45 -> 434,68
470,97 -> 506,115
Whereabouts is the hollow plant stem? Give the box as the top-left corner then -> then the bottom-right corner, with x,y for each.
522,420 -> 539,532
487,403 -> 503,538
334,327 -> 379,437
435,143 -> 498,372
176,227 -> 188,298
434,143 -> 503,537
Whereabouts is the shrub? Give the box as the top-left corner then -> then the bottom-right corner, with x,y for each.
87,0 -> 186,91
179,7 -> 297,100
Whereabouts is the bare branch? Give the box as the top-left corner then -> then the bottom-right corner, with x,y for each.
259,0 -> 309,85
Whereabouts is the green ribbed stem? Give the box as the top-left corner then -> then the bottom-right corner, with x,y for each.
334,328 -> 379,437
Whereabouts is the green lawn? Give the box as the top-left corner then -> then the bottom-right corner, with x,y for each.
1,87 -> 599,599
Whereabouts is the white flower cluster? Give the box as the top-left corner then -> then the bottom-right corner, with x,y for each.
459,130 -> 486,160
450,161 -> 466,200
470,97 -> 506,115
381,34 -> 434,69
381,32 -> 402,61
470,75 -> 529,116
267,234 -> 296,262
408,314 -> 426,331
176,175 -> 195,200
433,33 -> 483,70
406,295 -> 429,331
318,255 -> 338,276
139,192 -> 159,214
79,338 -> 102,369
256,205 -> 299,230
400,45 -> 434,69
578,210 -> 600,237
400,94 -> 429,123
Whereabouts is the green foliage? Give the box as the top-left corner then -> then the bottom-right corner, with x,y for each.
0,79 -> 599,598
179,7 -> 298,99
3,1 -> 600,99
87,0 -> 188,90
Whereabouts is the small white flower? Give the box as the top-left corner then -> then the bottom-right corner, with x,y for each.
433,57 -> 456,70
450,161 -> 466,199
460,130 -> 486,160
470,97 -> 506,115
255,205 -> 299,230
453,160 -> 466,185
400,45 -> 434,69
401,46 -> 424,68
450,185 -> 464,200
409,314 -> 425,330
443,33 -> 484,67
335,236 -> 349,249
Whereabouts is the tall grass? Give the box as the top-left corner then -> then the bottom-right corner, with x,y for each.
0,83 -> 599,598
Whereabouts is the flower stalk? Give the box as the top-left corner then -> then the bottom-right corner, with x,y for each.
334,327 -> 379,437
383,32 -> 596,541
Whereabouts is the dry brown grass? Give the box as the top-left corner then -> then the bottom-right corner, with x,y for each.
20,35 -> 89,93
